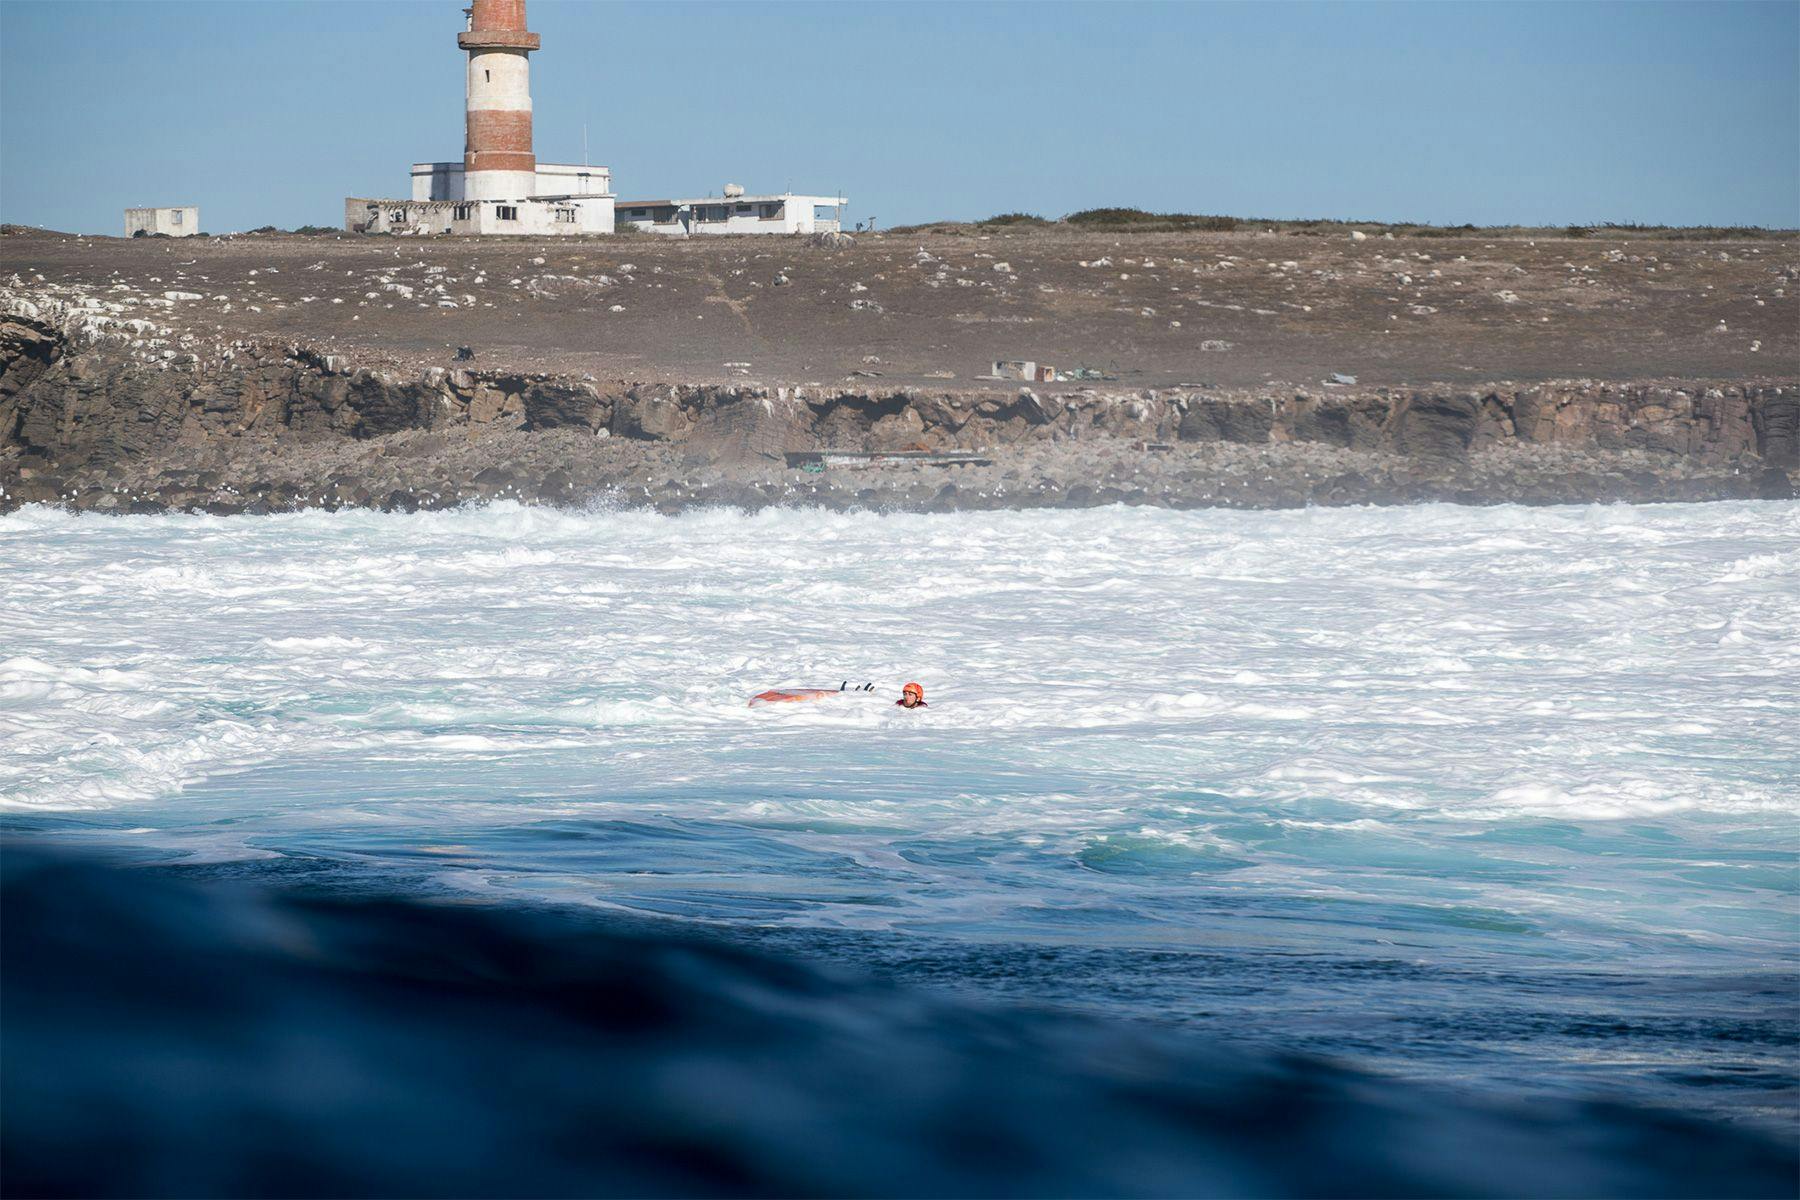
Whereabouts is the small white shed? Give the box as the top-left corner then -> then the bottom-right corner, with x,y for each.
124,207 -> 199,238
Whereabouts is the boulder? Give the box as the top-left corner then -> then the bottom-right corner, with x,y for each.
684,394 -> 806,465
613,390 -> 689,440
1755,468 -> 1795,500
521,382 -> 602,431
1752,387 -> 1798,467
1395,393 -> 1480,459
1179,398 -> 1272,444
469,386 -> 509,425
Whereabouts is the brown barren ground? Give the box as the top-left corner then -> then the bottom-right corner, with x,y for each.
5,225 -> 1795,392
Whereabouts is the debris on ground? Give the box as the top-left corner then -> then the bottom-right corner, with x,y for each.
785,450 -> 995,470
992,359 -> 1055,382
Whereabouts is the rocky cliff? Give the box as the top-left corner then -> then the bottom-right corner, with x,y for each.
3,301 -> 1794,515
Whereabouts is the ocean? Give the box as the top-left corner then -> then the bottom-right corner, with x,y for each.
3,499 -> 1796,1194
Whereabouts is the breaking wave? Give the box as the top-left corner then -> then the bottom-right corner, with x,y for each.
2,499 -> 1796,1135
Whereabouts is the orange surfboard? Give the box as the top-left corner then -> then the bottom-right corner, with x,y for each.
749,688 -> 838,705
749,682 -> 877,706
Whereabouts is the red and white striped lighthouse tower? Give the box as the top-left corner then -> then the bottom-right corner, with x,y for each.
458,0 -> 539,201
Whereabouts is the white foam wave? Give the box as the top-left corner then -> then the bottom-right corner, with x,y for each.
2,500 -> 1797,957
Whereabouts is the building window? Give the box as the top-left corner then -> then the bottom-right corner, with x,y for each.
171,210 -> 183,225
390,210 -> 406,222
454,204 -> 472,221
555,207 -> 576,223
496,206 -> 518,221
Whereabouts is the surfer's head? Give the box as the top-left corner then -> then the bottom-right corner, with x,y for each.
897,683 -> 926,709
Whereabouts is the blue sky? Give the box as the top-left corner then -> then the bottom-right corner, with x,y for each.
2,0 -> 1796,234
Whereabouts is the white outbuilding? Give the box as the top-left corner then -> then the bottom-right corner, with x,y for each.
124,207 -> 199,238
614,192 -> 848,237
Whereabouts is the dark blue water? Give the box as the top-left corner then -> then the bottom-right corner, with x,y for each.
4,841 -> 1794,1199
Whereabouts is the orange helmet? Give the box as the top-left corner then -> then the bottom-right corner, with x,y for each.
902,682 -> 924,700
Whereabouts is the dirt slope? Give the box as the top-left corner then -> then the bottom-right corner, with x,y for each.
4,225 -> 1793,392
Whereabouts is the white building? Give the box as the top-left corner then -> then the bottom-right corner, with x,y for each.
124,207 -> 199,238
345,194 -> 612,236
615,191 -> 847,237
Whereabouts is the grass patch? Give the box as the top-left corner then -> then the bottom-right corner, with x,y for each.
1597,222 -> 1778,239
886,211 -> 1794,240
1065,208 -> 1240,232
976,212 -> 1052,228
245,224 -> 341,236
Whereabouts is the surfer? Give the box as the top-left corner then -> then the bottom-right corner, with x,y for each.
747,682 -> 926,708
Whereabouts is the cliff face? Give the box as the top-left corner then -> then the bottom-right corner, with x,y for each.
2,306 -> 1795,514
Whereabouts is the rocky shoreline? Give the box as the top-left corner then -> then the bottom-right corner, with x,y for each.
3,295 -> 1796,516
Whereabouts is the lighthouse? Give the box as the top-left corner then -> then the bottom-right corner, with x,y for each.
458,0 -> 539,202
346,2 -> 843,237
345,0 -> 618,233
